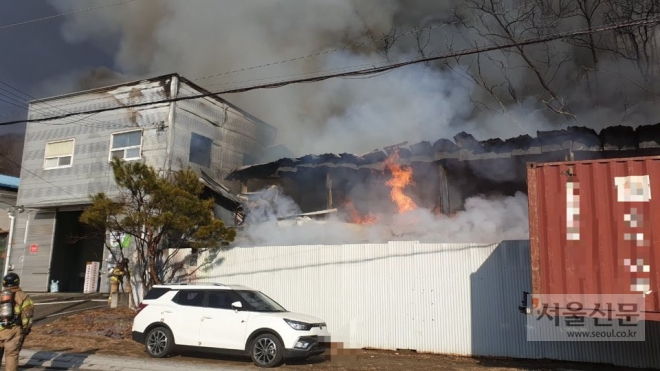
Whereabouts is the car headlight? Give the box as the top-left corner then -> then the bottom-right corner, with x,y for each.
284,318 -> 311,331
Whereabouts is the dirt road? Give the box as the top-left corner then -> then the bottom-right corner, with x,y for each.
30,292 -> 107,326
20,303 -> 651,371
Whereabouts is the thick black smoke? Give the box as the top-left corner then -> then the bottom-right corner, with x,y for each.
44,0 -> 660,156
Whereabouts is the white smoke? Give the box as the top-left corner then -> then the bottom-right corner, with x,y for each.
309,52 -> 475,154
43,1 -> 660,156
236,190 -> 529,246
42,0 -> 562,156
39,1 -> 659,245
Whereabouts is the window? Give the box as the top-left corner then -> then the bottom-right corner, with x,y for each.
234,290 -> 287,312
44,139 -> 74,169
189,133 -> 212,167
206,290 -> 240,310
173,290 -> 205,307
143,287 -> 171,300
243,154 -> 257,166
110,130 -> 142,160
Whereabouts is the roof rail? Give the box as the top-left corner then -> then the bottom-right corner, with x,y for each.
157,283 -> 188,286
155,282 -> 230,287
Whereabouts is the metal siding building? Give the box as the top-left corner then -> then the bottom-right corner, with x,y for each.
12,74 -> 276,292
169,79 -> 275,188
190,241 -> 660,369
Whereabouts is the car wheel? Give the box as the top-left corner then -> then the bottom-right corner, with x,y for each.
250,333 -> 284,368
145,326 -> 174,358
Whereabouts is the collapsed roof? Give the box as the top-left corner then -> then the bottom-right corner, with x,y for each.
225,124 -> 660,181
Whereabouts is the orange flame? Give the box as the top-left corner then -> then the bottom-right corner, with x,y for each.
343,200 -> 378,225
384,151 -> 417,213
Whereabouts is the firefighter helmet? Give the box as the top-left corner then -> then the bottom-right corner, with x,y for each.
2,273 -> 19,288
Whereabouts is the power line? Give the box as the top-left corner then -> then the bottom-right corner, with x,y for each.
0,0 -> 140,128
0,90 -> 29,108
0,16 -> 657,127
0,84 -> 89,198
190,0 -> 542,83
0,0 -> 548,116
0,97 -> 26,110
0,0 -> 137,30
0,152 -> 78,200
0,81 -> 33,101
0,0 -> 551,118
0,79 -> 113,129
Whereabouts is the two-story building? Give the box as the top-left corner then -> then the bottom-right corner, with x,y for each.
11,73 -> 277,292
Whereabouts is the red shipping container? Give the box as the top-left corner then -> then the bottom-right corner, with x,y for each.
527,156 -> 660,320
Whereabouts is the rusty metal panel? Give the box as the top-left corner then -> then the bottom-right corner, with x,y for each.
527,155 -> 660,319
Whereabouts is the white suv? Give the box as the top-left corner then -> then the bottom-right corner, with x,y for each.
131,283 -> 331,368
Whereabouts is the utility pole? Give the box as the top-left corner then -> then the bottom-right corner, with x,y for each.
3,205 -> 24,277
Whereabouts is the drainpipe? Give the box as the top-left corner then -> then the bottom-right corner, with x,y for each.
164,75 -> 179,175
3,214 -> 14,277
4,205 -> 23,277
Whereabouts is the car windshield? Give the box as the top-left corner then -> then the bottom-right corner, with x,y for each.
234,290 -> 287,312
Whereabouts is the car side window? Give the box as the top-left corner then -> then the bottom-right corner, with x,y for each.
206,290 -> 239,310
144,287 -> 170,300
173,290 -> 205,307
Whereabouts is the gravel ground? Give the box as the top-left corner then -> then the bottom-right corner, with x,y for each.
21,305 -> 651,371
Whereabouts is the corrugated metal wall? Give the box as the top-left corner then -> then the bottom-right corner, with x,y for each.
18,78 -> 173,207
191,241 -> 660,369
13,210 -> 55,290
15,77 -> 174,291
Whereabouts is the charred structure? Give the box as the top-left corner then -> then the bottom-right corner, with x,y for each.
226,124 -> 660,223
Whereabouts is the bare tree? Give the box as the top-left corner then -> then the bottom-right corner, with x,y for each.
603,0 -> 660,85
568,0 -> 607,69
367,0 -> 660,126
370,27 -> 404,60
0,133 -> 24,177
428,0 -> 578,121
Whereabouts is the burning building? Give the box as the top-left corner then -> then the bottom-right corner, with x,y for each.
225,123 -> 660,234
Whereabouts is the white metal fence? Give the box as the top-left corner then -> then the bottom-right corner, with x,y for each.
191,240 -> 660,369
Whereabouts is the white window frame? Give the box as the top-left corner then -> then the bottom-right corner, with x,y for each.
43,138 -> 75,170
109,129 -> 143,162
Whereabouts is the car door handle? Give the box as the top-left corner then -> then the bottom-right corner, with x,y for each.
202,316 -> 212,319
161,310 -> 172,314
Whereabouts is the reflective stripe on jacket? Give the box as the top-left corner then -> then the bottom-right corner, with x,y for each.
12,290 -> 33,328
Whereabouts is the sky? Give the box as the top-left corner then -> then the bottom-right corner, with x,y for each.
0,1 -> 114,135
2,0 -> 658,244
0,0 -> 542,153
1,0 -> 658,156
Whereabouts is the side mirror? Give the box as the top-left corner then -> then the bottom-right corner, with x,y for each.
231,301 -> 243,310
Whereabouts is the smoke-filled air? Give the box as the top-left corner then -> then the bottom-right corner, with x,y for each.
237,191 -> 530,246
43,0 -> 660,244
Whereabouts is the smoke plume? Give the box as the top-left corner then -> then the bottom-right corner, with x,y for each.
44,0 -> 660,155
236,191 -> 529,246
40,0 -> 660,244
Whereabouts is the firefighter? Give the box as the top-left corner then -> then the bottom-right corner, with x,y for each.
0,273 -> 34,371
108,259 -> 128,305
111,259 -> 127,291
